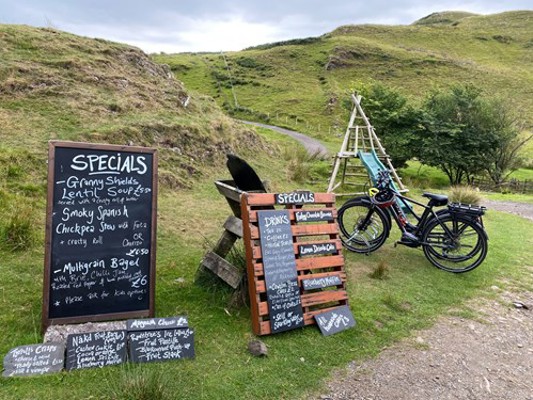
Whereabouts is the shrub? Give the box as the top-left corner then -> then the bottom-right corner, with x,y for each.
448,185 -> 482,205
281,146 -> 323,183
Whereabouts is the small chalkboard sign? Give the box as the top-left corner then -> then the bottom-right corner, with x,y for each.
42,141 -> 158,329
127,316 -> 188,331
2,343 -> 65,377
257,210 -> 304,334
128,328 -> 195,363
298,242 -> 337,257
314,305 -> 356,336
295,210 -> 334,223
275,191 -> 315,205
66,330 -> 127,370
302,275 -> 343,291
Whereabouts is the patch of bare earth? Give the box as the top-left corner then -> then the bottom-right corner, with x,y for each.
313,286 -> 533,400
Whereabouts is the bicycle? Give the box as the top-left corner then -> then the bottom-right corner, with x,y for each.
337,170 -> 488,273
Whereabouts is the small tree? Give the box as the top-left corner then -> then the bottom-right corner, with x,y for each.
482,107 -> 532,186
350,82 -> 420,168
415,85 -> 521,185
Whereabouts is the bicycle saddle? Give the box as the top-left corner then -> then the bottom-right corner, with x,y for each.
422,192 -> 448,207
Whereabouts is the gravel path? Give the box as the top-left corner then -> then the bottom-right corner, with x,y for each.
483,199 -> 533,221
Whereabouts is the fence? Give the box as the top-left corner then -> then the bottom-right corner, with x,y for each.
472,177 -> 533,194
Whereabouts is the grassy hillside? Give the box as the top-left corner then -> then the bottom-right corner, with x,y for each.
0,25 -> 265,190
154,11 -> 533,141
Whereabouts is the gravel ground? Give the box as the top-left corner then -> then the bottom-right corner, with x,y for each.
483,199 -> 533,221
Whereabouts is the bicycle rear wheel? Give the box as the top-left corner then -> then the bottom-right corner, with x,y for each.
422,214 -> 488,273
338,197 -> 390,253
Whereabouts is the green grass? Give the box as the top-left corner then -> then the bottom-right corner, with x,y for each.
1,145 -> 532,399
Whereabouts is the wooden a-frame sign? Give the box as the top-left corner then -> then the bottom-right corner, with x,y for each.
241,191 -> 351,336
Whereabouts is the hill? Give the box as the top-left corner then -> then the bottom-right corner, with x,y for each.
0,24 -> 263,192
154,11 -> 533,139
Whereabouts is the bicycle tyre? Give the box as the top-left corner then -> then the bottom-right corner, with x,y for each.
338,197 -> 390,254
421,213 -> 488,273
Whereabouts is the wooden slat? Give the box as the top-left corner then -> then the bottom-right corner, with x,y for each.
253,255 -> 345,276
200,252 -> 243,289
223,215 -> 243,238
247,207 -> 338,223
246,192 -> 335,206
249,222 -> 339,240
258,291 -> 348,316
251,239 -> 342,259
255,271 -> 346,292
301,290 -> 348,308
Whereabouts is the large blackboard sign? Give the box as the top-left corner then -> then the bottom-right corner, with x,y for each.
66,330 -> 127,370
3,343 -> 65,377
257,210 -> 304,334
128,328 -> 195,363
42,141 -> 158,328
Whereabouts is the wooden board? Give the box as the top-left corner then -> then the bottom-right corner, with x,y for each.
241,191 -> 350,336
42,141 -> 158,329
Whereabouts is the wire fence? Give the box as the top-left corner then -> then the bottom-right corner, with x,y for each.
472,177 -> 533,194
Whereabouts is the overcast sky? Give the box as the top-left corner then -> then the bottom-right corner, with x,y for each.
1,1 -> 530,53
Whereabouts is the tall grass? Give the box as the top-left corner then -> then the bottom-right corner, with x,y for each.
448,185 -> 483,205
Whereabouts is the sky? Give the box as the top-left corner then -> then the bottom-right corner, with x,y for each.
0,1 -> 531,53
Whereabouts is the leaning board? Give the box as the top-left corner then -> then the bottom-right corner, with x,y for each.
241,192 -> 349,336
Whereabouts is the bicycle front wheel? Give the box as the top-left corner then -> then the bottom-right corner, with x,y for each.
338,197 -> 390,253
422,214 -> 488,273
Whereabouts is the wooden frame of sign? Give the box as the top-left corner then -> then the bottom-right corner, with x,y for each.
241,192 -> 349,336
42,141 -> 158,330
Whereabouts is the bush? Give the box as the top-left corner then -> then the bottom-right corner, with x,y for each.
448,185 -> 482,205
281,146 -> 323,183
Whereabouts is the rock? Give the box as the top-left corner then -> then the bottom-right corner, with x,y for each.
248,340 -> 268,357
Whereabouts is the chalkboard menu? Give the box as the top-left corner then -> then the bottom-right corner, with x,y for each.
302,275 -> 342,291
66,330 -> 127,370
314,305 -> 356,336
3,343 -> 64,377
257,210 -> 304,334
42,141 -> 158,328
128,328 -> 195,363
127,316 -> 188,331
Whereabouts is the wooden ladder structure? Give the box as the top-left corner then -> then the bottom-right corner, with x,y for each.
327,93 -> 407,196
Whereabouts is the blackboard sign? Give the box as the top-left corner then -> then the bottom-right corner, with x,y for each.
66,330 -> 127,370
298,242 -> 337,257
275,191 -> 315,205
127,316 -> 188,331
257,210 -> 304,334
128,328 -> 195,363
2,343 -> 64,377
295,210 -> 333,223
302,275 -> 343,291
42,141 -> 157,328
314,305 -> 356,336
